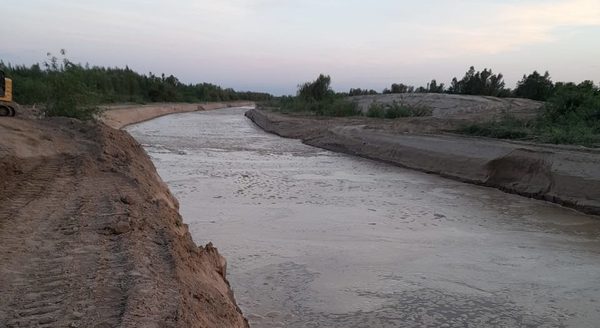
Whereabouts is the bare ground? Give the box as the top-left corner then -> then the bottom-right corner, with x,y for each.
0,116 -> 248,327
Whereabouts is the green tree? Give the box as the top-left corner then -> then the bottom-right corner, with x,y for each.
298,74 -> 333,101
427,79 -> 444,93
514,71 -> 554,101
449,66 -> 506,97
390,83 -> 414,93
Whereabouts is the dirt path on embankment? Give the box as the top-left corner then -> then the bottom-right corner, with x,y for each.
245,108 -> 600,215
0,113 -> 249,327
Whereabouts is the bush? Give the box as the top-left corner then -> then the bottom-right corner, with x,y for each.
277,95 -> 361,117
459,115 -> 533,140
366,103 -> 386,118
366,101 -> 432,119
319,97 -> 362,117
384,103 -> 413,118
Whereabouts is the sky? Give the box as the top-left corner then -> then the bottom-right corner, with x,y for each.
2,0 -> 600,95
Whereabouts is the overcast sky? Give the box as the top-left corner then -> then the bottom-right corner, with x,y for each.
2,0 -> 599,95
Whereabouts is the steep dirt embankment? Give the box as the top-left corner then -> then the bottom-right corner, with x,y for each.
246,108 -> 600,215
0,117 -> 248,327
102,101 -> 255,129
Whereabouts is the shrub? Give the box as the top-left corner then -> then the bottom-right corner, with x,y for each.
384,102 -> 412,118
366,103 -> 386,118
367,101 -> 432,119
319,97 -> 362,117
277,95 -> 361,117
459,115 -> 533,140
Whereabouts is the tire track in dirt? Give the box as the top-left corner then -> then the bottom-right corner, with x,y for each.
0,117 -> 248,328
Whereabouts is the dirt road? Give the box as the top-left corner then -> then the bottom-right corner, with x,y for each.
0,117 -> 248,327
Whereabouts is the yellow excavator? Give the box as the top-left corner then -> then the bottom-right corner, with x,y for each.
0,70 -> 17,116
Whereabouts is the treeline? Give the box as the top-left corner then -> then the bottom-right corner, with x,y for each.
0,55 -> 272,106
348,66 -> 595,102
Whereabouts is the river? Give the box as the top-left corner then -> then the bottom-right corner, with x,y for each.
127,107 -> 600,328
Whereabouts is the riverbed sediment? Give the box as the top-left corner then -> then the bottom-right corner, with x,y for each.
245,108 -> 600,215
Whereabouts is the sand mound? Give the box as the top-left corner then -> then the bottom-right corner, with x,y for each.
485,149 -> 553,196
0,117 -> 248,327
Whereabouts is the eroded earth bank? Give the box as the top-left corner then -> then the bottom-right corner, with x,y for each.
0,106 -> 249,327
246,97 -> 600,215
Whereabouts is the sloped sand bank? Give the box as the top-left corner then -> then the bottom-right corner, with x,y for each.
246,108 -> 600,215
0,111 -> 249,327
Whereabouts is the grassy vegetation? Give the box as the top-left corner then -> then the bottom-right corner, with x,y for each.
266,74 -> 362,117
277,96 -> 362,117
267,75 -> 433,118
457,81 -> 600,147
366,101 -> 432,119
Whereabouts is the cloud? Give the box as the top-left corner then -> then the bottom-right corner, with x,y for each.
424,0 -> 600,57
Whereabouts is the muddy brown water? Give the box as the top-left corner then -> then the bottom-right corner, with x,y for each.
127,107 -> 600,328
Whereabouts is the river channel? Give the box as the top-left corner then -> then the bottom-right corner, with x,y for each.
127,107 -> 600,328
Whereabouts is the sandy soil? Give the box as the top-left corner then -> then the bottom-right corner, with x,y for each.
246,102 -> 600,215
0,113 -> 249,327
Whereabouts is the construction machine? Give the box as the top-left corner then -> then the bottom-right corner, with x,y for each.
0,70 -> 17,116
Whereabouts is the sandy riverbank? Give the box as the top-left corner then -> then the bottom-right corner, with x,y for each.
246,108 -> 600,215
102,101 -> 255,129
0,105 -> 250,327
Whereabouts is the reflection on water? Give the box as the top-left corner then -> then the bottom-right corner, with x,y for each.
128,107 -> 600,328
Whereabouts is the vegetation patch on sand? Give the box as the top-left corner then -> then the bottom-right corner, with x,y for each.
263,74 -> 430,118
366,101 -> 432,118
458,81 -> 600,147
263,74 -> 361,117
